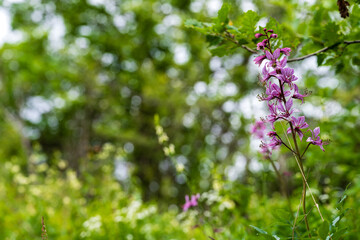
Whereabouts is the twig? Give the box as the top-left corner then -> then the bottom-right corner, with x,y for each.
287,40 -> 360,62
301,143 -> 311,159
221,34 -> 360,62
223,31 -> 258,53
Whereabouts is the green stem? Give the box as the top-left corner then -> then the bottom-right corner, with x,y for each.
301,143 -> 311,159
278,79 -> 311,237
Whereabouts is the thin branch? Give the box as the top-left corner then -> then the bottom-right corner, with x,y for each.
301,143 -> 311,159
287,40 -> 360,62
278,137 -> 298,155
224,31 -> 258,53
221,35 -> 360,61
241,44 -> 258,54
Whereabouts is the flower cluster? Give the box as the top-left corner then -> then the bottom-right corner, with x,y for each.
182,193 -> 200,211
252,28 -> 326,155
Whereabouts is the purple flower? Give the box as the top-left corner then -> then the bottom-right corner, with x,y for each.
265,49 -> 280,60
251,120 -> 266,139
292,84 -> 306,103
277,98 -> 295,120
254,55 -> 266,66
270,34 -> 278,38
268,136 -> 282,149
275,57 -> 287,71
183,194 -> 200,211
280,48 -> 292,56
257,39 -> 268,50
260,142 -> 272,156
306,127 -> 325,151
266,102 -> 279,127
261,66 -> 274,82
262,82 -> 290,102
267,29 -> 274,33
255,33 -> 264,38
276,67 -> 298,86
286,116 -> 309,141
265,49 -> 281,67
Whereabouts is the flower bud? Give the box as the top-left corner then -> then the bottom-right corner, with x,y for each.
263,28 -> 267,32
255,33 -> 264,38
270,34 -> 278,39
267,29 -> 274,33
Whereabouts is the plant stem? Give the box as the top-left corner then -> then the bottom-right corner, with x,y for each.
278,79 -> 311,237
301,143 -> 311,159
289,122 -> 311,238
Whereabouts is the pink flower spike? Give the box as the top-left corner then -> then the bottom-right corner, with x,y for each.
255,33 -> 264,38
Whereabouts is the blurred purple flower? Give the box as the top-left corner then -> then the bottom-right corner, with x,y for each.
182,194 -> 200,211
251,120 -> 266,139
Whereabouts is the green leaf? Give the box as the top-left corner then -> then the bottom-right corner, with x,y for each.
214,3 -> 231,33
185,19 -> 214,34
250,225 -> 268,234
217,3 -> 230,25
321,22 -> 341,45
335,62 -> 345,74
184,19 -> 203,29
338,194 -> 347,205
331,228 -> 348,240
318,221 -> 329,240
265,17 -> 281,36
209,42 -> 238,57
332,216 -> 340,227
317,53 -> 327,66
206,35 -> 223,47
238,10 -> 259,38
249,225 -> 278,240
352,56 -> 360,66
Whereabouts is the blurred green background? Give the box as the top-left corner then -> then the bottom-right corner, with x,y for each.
0,0 -> 359,239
